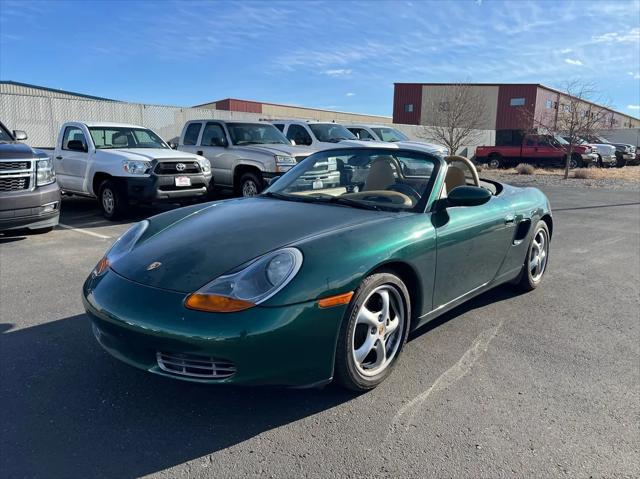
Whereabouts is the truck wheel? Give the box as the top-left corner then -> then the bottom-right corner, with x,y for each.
98,179 -> 126,220
569,154 -> 581,169
237,172 -> 262,197
597,155 -> 604,168
487,154 -> 501,169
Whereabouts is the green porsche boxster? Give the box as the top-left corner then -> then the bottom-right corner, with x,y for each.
83,145 -> 552,391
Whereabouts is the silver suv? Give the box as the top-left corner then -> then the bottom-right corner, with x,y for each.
178,120 -> 317,196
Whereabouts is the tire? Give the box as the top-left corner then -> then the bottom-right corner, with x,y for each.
615,153 -> 626,168
597,155 -> 604,168
516,220 -> 550,292
98,179 -> 126,220
487,154 -> 501,169
569,154 -> 581,169
334,272 -> 411,391
237,171 -> 262,197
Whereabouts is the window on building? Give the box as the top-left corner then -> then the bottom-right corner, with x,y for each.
545,99 -> 553,109
510,97 -> 526,107
404,103 -> 414,113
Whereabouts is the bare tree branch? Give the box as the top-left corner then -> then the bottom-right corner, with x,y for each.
416,84 -> 488,155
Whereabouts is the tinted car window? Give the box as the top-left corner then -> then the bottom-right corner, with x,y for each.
0,123 -> 13,142
183,123 -> 202,145
273,123 -> 285,132
62,127 -> 87,150
348,128 -> 375,141
227,123 -> 289,145
201,123 -> 226,146
286,124 -> 313,146
308,124 -> 356,142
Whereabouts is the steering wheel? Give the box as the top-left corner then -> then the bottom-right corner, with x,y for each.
386,183 -> 421,201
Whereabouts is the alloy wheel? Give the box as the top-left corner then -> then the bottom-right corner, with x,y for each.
242,180 -> 258,197
351,285 -> 405,377
102,188 -> 114,214
529,228 -> 549,282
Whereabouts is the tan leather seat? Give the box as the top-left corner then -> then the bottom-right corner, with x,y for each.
444,165 -> 466,194
364,156 -> 395,191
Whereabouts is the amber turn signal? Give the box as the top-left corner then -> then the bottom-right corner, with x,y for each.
185,293 -> 256,313
317,291 -> 354,309
93,256 -> 110,276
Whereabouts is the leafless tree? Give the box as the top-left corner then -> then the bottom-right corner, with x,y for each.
528,80 -> 613,178
417,83 -> 488,156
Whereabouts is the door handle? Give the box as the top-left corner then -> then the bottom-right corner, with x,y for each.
55,156 -> 63,160
505,215 -> 515,225
197,150 -> 203,156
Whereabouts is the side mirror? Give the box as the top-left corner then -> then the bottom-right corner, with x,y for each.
13,130 -> 27,141
211,137 -> 227,147
67,140 -> 88,152
168,141 -> 178,149
447,185 -> 491,207
290,139 -> 296,146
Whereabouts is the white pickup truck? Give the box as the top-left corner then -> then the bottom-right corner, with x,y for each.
52,122 -> 212,219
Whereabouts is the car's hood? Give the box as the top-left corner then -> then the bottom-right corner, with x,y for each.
0,141 -> 44,159
588,143 -> 616,154
394,140 -> 448,155
96,148 -> 202,161
235,144 -> 318,158
110,197 -> 394,293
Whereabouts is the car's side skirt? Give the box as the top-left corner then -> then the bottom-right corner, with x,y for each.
413,266 -> 521,330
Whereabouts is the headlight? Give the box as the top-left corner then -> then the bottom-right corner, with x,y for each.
92,220 -> 149,276
122,160 -> 151,175
275,155 -> 296,172
185,247 -> 303,313
36,157 -> 55,186
201,158 -> 211,173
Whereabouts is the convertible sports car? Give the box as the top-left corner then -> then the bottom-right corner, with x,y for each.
83,145 -> 552,391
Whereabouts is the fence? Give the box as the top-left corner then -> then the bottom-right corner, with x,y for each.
0,92 -> 494,155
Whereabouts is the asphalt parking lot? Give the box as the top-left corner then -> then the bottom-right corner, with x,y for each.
1,185 -> 639,478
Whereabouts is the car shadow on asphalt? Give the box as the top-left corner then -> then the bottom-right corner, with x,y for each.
0,315 -> 356,478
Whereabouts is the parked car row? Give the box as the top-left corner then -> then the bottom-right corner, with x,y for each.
0,118 -> 446,228
475,132 -> 636,169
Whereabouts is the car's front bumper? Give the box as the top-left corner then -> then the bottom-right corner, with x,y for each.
599,154 -> 616,165
0,182 -> 60,231
124,173 -> 212,203
83,269 -> 345,387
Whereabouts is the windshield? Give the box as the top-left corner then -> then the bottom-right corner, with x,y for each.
0,122 -> 14,142
554,135 -> 569,145
227,123 -> 290,145
264,148 -> 439,211
372,127 -> 409,142
308,124 -> 357,142
89,127 -> 168,149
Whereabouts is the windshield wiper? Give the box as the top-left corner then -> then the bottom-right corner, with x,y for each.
261,191 -> 317,203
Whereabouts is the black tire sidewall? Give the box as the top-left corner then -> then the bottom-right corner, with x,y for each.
238,172 -> 262,197
519,220 -> 550,291
335,272 -> 411,391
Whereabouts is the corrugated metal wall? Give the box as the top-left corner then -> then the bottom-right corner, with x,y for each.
495,84 -> 538,130
392,84 -> 422,124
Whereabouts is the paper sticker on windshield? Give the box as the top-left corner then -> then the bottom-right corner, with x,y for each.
312,180 -> 324,190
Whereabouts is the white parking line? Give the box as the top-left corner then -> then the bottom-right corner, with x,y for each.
57,223 -> 112,239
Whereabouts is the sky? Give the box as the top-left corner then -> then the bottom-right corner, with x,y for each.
0,0 -> 639,117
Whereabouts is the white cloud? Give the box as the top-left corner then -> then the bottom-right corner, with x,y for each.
559,48 -> 572,54
346,92 -> 355,97
592,28 -> 640,43
627,71 -> 640,79
324,69 -> 353,77
564,58 -> 583,65
628,105 -> 640,110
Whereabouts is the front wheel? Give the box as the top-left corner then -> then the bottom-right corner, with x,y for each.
569,154 -> 581,169
237,172 -> 263,197
98,179 -> 126,220
487,155 -> 501,169
335,272 -> 411,391
516,220 -> 550,291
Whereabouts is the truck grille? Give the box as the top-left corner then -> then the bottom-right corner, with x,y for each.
0,176 -> 30,191
0,161 -> 31,171
156,351 -> 236,379
155,161 -> 201,175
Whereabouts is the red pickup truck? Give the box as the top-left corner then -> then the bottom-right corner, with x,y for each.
475,134 -> 597,169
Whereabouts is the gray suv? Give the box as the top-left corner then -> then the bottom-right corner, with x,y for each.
178,120 -> 317,196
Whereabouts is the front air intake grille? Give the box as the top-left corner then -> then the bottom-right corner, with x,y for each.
154,161 -> 201,175
156,351 -> 236,379
0,161 -> 31,171
0,176 -> 30,191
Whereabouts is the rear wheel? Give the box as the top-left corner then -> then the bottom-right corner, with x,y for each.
335,272 -> 410,391
516,220 -> 550,292
237,172 -> 262,197
98,179 -> 126,220
569,154 -> 581,169
487,154 -> 502,169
